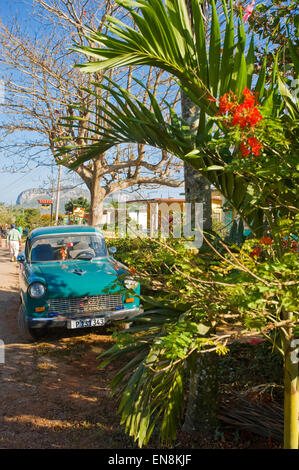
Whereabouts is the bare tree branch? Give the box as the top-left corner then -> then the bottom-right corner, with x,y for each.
0,0 -> 182,224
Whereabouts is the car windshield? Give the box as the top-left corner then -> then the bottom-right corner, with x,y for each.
30,234 -> 107,262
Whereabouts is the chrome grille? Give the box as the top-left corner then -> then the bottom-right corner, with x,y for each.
47,294 -> 123,316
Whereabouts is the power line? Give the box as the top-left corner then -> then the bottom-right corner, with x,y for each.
0,166 -> 39,192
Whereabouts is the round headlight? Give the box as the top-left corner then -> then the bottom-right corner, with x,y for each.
124,278 -> 139,290
28,282 -> 46,299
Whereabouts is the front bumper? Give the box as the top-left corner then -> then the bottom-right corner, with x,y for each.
28,307 -> 143,329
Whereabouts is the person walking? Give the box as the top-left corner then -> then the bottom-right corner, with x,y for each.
7,224 -> 22,262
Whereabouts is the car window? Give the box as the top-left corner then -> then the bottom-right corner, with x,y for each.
30,234 -> 107,262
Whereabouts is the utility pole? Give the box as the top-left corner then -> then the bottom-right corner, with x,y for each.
54,165 -> 62,225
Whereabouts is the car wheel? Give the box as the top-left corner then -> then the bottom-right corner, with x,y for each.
18,305 -> 46,342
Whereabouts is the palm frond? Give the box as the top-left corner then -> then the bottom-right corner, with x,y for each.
57,76 -> 268,236
73,1 -> 229,109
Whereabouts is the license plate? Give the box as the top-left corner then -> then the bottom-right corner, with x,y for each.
67,317 -> 106,329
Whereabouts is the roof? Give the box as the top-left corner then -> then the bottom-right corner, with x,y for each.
126,195 -> 222,204
127,198 -> 185,204
28,225 -> 103,240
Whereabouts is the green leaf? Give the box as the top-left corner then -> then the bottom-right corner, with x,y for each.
197,323 -> 210,335
185,149 -> 201,158
231,16 -> 246,97
220,0 -> 235,96
277,72 -> 299,119
246,34 -> 255,89
191,0 -> 208,85
255,42 -> 268,100
209,0 -> 221,97
288,38 -> 299,78
235,52 -> 247,98
206,165 -> 225,171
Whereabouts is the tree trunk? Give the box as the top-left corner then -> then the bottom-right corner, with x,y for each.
87,161 -> 106,227
184,160 -> 212,233
89,183 -> 106,227
283,334 -> 299,449
182,0 -> 217,438
183,353 -> 218,434
181,87 -> 212,235
89,193 -> 104,227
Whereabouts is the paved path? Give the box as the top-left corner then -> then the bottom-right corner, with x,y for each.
0,246 -> 22,343
0,247 -> 43,448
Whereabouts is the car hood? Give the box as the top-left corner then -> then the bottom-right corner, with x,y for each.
35,258 -> 128,298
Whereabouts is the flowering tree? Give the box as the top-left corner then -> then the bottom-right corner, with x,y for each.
59,0 -> 287,235
218,88 -> 263,156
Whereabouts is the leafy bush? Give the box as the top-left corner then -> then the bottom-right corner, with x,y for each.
103,232 -> 298,446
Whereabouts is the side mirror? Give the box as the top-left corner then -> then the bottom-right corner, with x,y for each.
17,254 -> 25,263
109,247 -> 117,255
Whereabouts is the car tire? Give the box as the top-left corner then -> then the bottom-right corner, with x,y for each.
18,305 -> 46,342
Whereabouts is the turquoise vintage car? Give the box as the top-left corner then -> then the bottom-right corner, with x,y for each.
17,225 -> 142,340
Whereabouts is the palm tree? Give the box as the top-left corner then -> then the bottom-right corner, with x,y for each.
57,0 -> 299,447
65,0 -> 270,235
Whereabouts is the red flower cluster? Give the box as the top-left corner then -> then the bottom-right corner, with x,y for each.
219,91 -> 237,115
250,236 -> 298,259
260,236 -> 273,246
282,238 -> 299,253
218,88 -> 263,157
250,246 -> 262,258
249,236 -> 273,258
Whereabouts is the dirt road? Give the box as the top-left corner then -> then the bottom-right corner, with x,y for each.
0,246 -> 133,449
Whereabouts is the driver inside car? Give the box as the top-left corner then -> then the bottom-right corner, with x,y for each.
68,240 -> 95,259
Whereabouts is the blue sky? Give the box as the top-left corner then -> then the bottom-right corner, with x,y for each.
0,0 -> 54,204
0,0 -> 38,26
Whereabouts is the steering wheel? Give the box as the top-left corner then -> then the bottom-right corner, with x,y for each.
74,250 -> 94,259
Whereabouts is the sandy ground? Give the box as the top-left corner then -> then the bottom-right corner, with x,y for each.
0,245 -> 134,449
